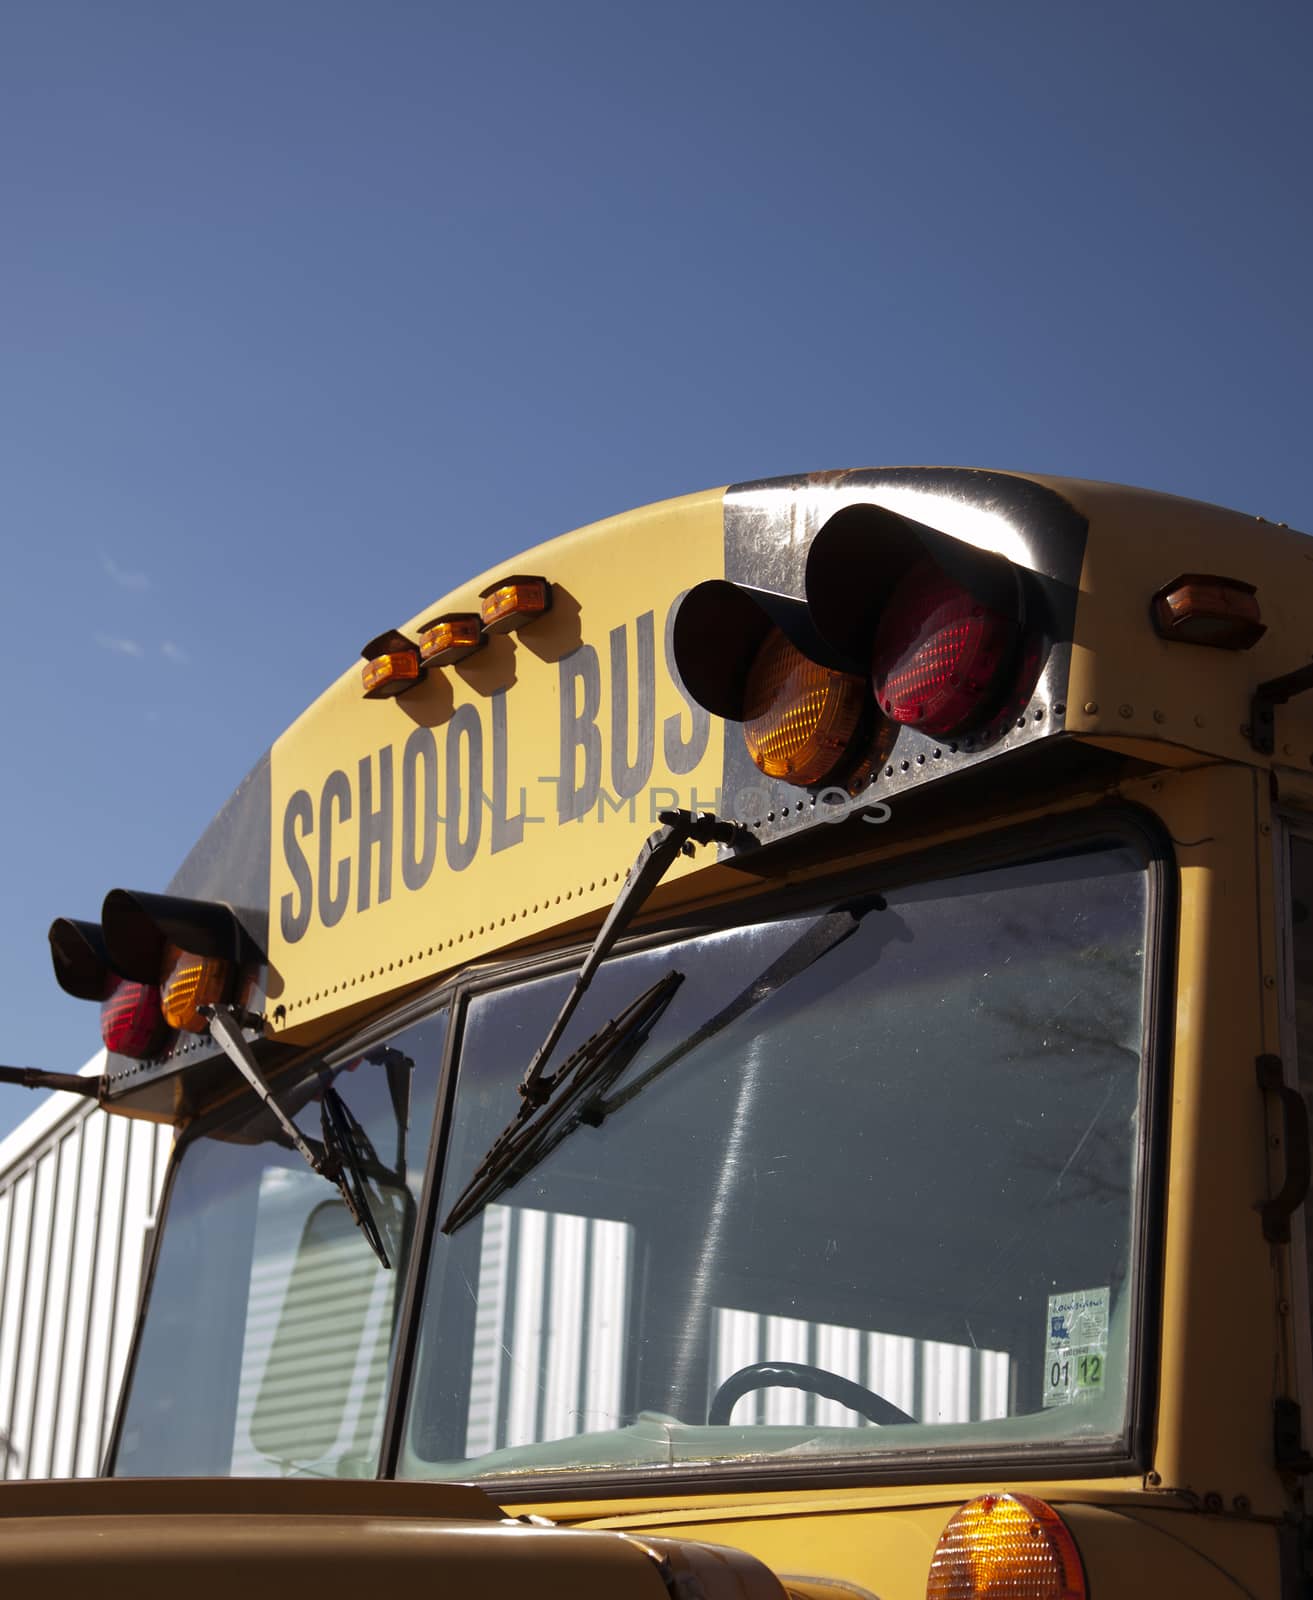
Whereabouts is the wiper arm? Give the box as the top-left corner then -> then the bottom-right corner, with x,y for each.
592,896 -> 885,1126
206,1004 -> 327,1171
205,1004 -> 392,1269
442,969 -> 683,1233
517,809 -> 742,1112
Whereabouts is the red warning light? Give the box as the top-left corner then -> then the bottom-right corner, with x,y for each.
871,559 -> 1019,736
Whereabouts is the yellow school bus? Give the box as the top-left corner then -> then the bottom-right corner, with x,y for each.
6,465 -> 1313,1599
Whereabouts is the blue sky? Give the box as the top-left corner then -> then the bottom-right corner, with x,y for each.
2,0 -> 1311,1139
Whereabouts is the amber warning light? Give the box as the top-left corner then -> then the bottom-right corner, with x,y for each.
672,580 -> 873,791
160,945 -> 232,1033
419,611 -> 484,666
479,574 -> 552,633
360,629 -> 422,699
743,630 -> 867,785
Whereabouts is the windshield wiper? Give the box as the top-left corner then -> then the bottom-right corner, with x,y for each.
442,969 -> 683,1233
205,1003 -> 393,1269
516,809 -> 743,1112
441,808 -> 741,1235
320,1083 -> 392,1268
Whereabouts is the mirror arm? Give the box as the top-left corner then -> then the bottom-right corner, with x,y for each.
0,1064 -> 101,1100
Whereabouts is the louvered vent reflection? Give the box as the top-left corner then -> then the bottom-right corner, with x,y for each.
231,1170 -> 397,1475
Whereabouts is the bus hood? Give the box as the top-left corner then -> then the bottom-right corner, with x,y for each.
0,1476 -> 790,1600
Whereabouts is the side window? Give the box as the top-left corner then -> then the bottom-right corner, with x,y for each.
114,1014 -> 445,1478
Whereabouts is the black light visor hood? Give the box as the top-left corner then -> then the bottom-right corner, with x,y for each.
101,889 -> 248,984
672,580 -> 864,721
806,502 -> 1026,664
48,918 -> 113,1001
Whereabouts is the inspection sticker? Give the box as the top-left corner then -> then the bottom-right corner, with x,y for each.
1043,1286 -> 1109,1408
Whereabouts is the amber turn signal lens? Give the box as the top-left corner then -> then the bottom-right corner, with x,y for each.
479,575 -> 551,634
927,1493 -> 1086,1600
359,629 -> 423,698
160,945 -> 231,1033
1151,573 -> 1265,649
742,628 -> 866,786
361,651 -> 421,697
419,612 -> 484,666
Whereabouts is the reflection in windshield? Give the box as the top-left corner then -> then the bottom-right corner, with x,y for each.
112,1020 -> 444,1478
404,841 -> 1151,1478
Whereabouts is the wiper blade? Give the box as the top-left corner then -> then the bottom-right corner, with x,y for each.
205,1003 -> 392,1269
320,1084 -> 392,1269
442,969 -> 683,1233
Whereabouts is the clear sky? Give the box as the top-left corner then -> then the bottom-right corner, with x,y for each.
2,0 -> 1311,1140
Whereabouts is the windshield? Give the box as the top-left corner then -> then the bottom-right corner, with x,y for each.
112,1015 -> 444,1478
400,835 -> 1155,1481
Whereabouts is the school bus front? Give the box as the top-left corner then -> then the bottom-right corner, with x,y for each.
11,467 -> 1313,1599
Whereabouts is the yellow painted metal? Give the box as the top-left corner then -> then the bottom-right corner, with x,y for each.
263,473 -> 1313,1043
1113,765 -> 1289,1510
566,1492 -> 1279,1600
0,1479 -> 788,1600
267,488 -> 725,1039
1050,475 -> 1313,769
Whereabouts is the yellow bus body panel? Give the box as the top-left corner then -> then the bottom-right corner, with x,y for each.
267,488 -> 725,1039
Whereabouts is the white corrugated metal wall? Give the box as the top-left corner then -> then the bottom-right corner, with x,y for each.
0,1058 -> 170,1480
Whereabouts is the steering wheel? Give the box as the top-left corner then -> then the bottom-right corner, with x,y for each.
708,1362 -> 916,1427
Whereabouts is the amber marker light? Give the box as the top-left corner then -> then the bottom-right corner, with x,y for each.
160,944 -> 232,1033
926,1493 -> 1086,1600
1151,573 -> 1266,650
360,629 -> 422,698
742,627 -> 867,786
419,611 -> 484,666
479,574 -> 551,634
